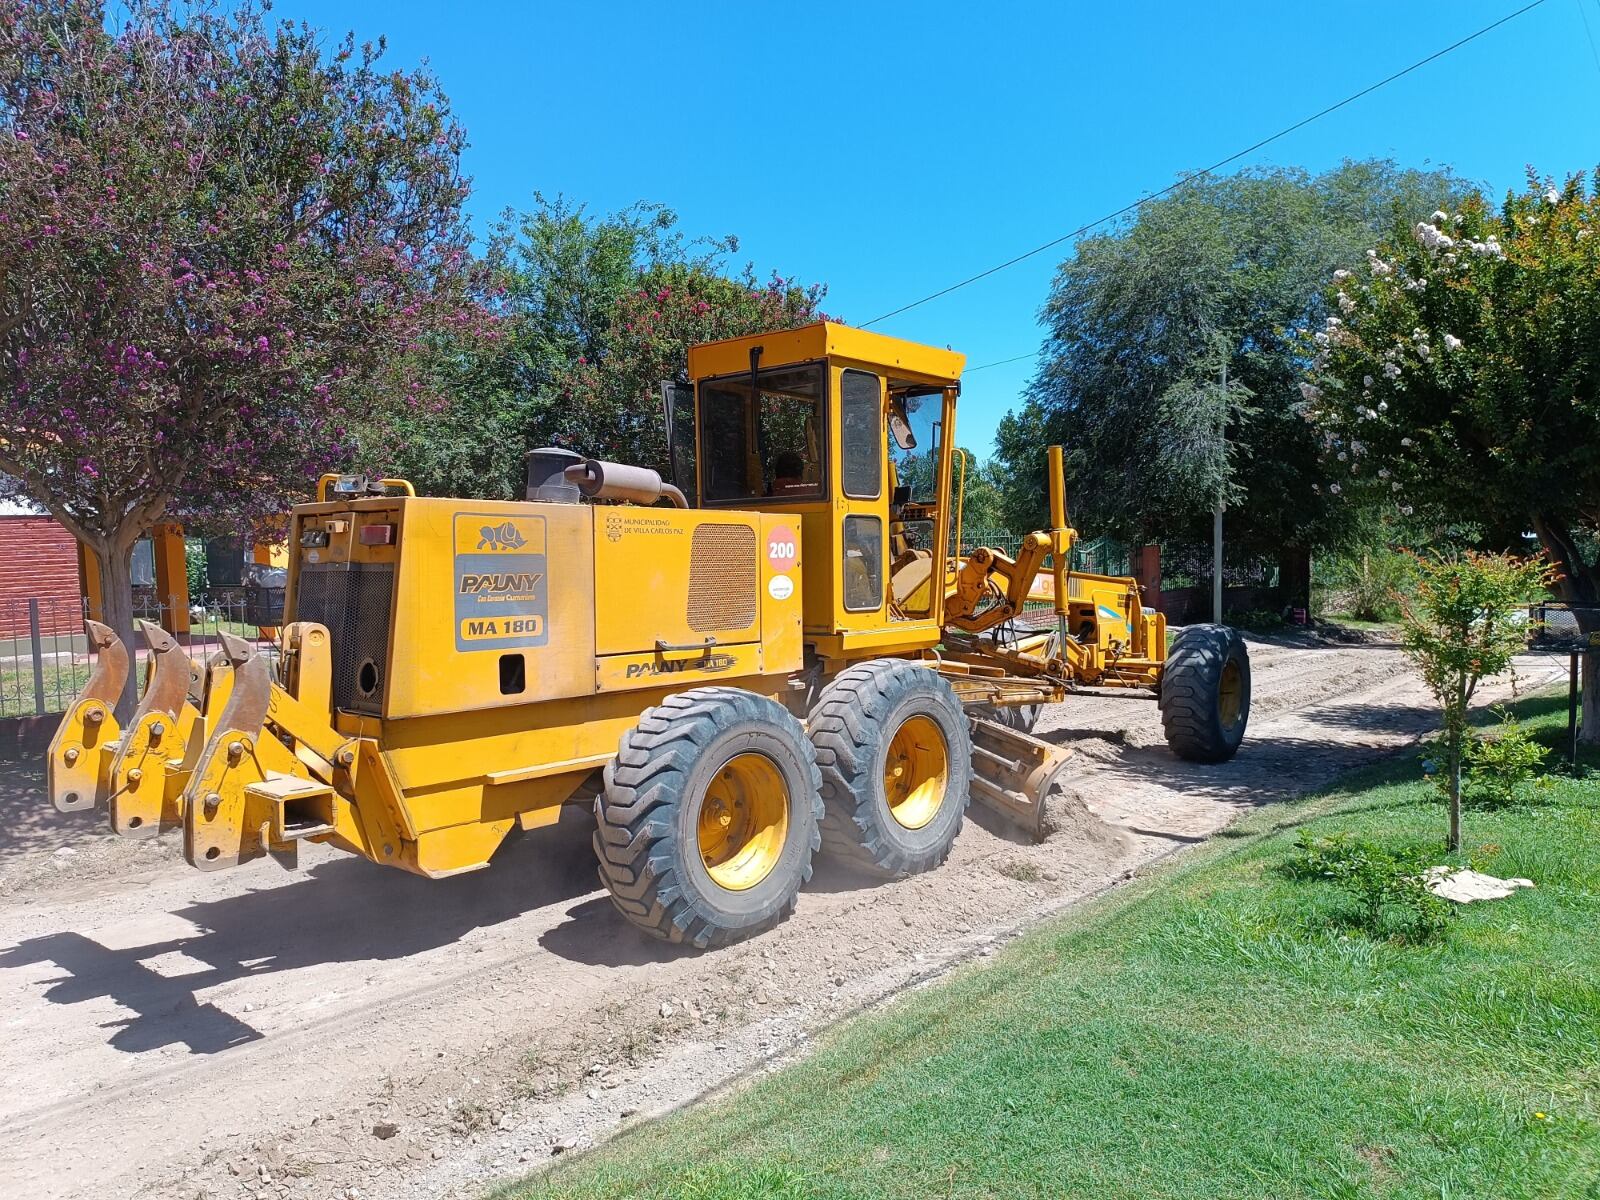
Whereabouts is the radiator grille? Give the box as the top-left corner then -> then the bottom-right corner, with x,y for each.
687,524 -> 758,633
292,563 -> 396,715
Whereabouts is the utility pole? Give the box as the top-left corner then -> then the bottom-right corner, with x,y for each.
1213,357 -> 1225,625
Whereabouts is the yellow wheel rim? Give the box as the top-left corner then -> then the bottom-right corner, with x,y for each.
697,752 -> 789,892
884,714 -> 949,830
1219,660 -> 1244,728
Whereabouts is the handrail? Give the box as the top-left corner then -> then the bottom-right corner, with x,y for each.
315,474 -> 417,502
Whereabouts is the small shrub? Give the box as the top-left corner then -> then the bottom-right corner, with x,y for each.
1464,710 -> 1550,807
1422,710 -> 1551,809
1281,832 -> 1451,943
1316,548 -> 1415,622
1231,608 -> 1286,632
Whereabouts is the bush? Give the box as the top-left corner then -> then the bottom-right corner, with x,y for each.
1423,710 -> 1551,809
1281,832 -> 1451,942
1466,711 -> 1550,807
1315,548 -> 1415,622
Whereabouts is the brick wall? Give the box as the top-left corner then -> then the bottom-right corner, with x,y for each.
0,516 -> 83,638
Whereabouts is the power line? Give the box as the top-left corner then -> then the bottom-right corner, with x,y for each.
861,0 -> 1551,329
1576,0 -> 1600,80
965,351 -> 1038,374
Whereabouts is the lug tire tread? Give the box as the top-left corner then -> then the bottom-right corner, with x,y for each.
809,659 -> 972,879
1158,623 -> 1251,763
595,687 -> 822,948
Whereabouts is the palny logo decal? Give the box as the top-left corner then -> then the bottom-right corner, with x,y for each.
476,521 -> 528,551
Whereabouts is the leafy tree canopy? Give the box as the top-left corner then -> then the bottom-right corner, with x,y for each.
0,0 -> 484,705
395,197 -> 827,498
1304,170 -> 1600,738
994,160 -> 1469,564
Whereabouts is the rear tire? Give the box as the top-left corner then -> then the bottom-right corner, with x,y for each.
595,688 -> 822,948
1159,624 -> 1250,763
809,659 -> 972,878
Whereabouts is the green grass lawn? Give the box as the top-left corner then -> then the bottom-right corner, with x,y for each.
502,692 -> 1600,1200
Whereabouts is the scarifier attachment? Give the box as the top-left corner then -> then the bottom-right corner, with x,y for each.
107,621 -> 202,838
181,631 -> 305,871
967,716 -> 1074,840
47,620 -> 129,813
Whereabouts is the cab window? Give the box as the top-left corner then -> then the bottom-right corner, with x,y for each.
700,363 -> 826,504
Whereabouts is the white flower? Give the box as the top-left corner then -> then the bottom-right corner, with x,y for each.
1443,334 -> 1463,352
1400,436 -> 1414,447
1431,210 -> 1450,223
1337,450 -> 1348,461
1333,268 -> 1351,281
1363,375 -> 1374,388
1417,344 -> 1431,361
1377,401 -> 1388,412
1329,483 -> 1342,495
1378,468 -> 1390,478
1414,222 -> 1455,253
1314,331 -> 1330,346
1400,504 -> 1414,516
1338,291 -> 1357,313
1383,362 -> 1402,380
1546,188 -> 1561,204
1298,381 -> 1323,403
1370,258 -> 1393,278
1325,316 -> 1343,329
1392,481 -> 1402,492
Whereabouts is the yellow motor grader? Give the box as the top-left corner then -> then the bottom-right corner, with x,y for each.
45,323 -> 1249,947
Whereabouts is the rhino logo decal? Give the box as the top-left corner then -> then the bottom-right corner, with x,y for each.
477,521 -> 528,551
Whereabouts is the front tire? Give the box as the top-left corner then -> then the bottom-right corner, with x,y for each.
809,659 -> 973,878
595,688 -> 822,948
1159,624 -> 1250,763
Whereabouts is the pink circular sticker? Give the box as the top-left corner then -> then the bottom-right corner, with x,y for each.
767,526 -> 798,570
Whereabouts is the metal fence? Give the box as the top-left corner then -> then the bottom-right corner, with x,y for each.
0,592 -> 280,719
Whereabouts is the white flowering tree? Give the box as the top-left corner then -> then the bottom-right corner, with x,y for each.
1302,172 -> 1600,741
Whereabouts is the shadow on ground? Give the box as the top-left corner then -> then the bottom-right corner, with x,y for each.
0,811 -> 599,1056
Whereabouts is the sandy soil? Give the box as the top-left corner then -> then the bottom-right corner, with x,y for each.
0,637 -> 1566,1200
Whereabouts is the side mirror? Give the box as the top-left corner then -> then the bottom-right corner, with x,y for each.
889,412 -> 917,451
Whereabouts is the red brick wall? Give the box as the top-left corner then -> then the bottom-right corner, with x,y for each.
0,517 -> 82,638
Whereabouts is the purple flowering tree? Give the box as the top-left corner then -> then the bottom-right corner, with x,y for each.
0,0 -> 483,708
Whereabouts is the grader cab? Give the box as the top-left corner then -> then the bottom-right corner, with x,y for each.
45,323 -> 1250,947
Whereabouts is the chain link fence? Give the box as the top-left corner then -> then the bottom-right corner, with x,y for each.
0,591 -> 280,719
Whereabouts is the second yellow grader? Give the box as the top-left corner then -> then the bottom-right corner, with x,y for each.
47,324 -> 1251,947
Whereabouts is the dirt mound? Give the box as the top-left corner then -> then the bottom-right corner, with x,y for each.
1040,787 -> 1135,859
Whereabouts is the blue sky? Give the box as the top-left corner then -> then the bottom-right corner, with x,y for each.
277,0 -> 1599,457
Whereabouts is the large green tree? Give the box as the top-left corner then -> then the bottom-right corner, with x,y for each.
1304,172 -> 1600,741
0,0 -> 482,709
396,199 -> 827,498
995,160 -> 1468,598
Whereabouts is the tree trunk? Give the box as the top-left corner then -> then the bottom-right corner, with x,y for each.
90,539 -> 139,720
1277,545 -> 1312,614
1446,728 -> 1462,853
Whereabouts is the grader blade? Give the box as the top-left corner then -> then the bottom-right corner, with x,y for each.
107,621 -> 201,838
967,716 -> 1074,840
46,620 -> 129,813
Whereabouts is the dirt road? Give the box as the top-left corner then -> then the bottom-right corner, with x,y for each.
0,637 -> 1566,1200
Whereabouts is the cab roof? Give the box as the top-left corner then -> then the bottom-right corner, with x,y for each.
686,322 -> 965,389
